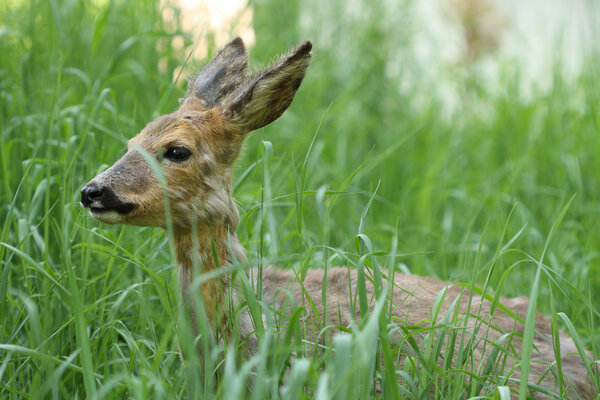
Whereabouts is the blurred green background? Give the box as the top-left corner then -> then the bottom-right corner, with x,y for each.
0,0 -> 598,398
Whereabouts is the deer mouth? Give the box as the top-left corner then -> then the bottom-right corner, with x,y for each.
86,202 -> 137,216
85,201 -> 137,225
89,206 -> 132,214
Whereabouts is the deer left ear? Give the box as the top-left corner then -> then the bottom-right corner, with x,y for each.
222,41 -> 312,133
182,37 -> 248,109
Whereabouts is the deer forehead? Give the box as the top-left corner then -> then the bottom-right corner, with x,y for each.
127,110 -> 228,153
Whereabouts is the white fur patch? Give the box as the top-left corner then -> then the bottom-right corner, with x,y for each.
89,209 -> 124,225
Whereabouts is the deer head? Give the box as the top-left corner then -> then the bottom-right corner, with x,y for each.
81,38 -> 312,230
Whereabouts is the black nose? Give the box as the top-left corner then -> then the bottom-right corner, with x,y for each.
81,185 -> 103,207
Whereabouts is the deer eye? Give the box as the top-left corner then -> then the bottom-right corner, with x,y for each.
164,146 -> 192,162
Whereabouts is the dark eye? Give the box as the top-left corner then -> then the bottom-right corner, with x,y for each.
164,146 -> 192,162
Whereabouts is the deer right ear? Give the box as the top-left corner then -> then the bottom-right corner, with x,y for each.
222,41 -> 312,133
181,37 -> 248,109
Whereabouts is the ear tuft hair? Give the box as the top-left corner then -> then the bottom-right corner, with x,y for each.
222,40 -> 312,133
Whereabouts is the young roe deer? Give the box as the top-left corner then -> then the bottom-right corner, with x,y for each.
81,38 -> 596,398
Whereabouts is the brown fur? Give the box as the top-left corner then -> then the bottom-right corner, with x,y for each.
81,38 -> 596,398
261,266 -> 596,398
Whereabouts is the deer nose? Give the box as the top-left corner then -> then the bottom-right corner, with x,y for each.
81,185 -> 103,207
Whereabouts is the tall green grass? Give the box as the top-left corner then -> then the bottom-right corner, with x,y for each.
1,0 -> 598,398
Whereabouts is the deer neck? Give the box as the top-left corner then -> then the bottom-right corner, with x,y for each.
174,217 -> 247,334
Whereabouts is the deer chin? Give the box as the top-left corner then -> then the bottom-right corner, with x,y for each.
88,208 -> 128,224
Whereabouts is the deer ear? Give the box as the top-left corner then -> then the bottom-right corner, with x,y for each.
182,37 -> 248,109
222,41 -> 312,133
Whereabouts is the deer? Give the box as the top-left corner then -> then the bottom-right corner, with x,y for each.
80,38 -> 597,398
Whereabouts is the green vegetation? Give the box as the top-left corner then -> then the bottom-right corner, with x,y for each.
0,0 -> 598,398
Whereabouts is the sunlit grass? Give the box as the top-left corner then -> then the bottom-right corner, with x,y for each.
0,0 -> 598,398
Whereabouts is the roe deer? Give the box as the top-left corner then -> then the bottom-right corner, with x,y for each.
81,38 -> 596,398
